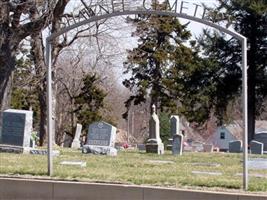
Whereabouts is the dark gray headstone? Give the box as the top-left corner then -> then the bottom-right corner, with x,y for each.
137,144 -> 146,151
172,134 -> 183,155
229,140 -> 242,153
254,132 -> 267,151
86,121 -> 116,147
168,115 -> 180,151
0,109 -> 33,149
83,121 -> 117,156
250,140 -> 264,155
63,133 -> 72,147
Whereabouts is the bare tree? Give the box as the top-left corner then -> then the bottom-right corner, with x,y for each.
1,0 -> 138,145
0,0 -> 65,111
54,16 -> 136,144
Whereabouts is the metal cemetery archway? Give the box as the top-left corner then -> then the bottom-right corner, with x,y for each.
46,2 -> 248,190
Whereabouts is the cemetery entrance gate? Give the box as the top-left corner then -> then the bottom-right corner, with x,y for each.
45,0 -> 248,190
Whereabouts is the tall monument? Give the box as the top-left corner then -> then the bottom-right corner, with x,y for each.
71,123 -> 82,149
146,105 -> 164,154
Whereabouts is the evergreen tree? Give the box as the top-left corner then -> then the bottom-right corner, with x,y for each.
171,55 -> 216,124
196,0 -> 267,142
159,112 -> 171,145
123,0 -> 196,116
74,73 -> 107,130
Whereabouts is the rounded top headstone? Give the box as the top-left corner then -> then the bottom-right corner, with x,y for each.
152,104 -> 156,114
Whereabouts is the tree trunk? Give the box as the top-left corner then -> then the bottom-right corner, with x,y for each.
50,0 -> 70,145
0,3 -> 15,111
0,69 -> 13,112
247,59 -> 256,143
247,16 -> 257,143
0,42 -> 15,112
30,0 -> 69,146
31,32 -> 47,146
38,88 -> 47,146
247,94 -> 255,143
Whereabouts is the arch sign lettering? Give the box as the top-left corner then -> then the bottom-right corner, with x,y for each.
46,0 -> 249,190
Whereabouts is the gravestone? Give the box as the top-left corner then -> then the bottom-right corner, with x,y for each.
115,142 -> 124,150
0,109 -> 33,153
146,105 -> 164,155
248,158 -> 267,170
191,163 -> 221,167
250,140 -> 264,155
62,133 -> 73,147
60,161 -> 86,168
229,140 -> 242,153
167,115 -> 180,150
147,160 -> 175,164
170,115 -> 180,136
30,138 -> 36,149
137,144 -> 146,151
172,134 -> 183,155
235,173 -> 267,178
30,131 -> 37,149
82,121 -> 117,156
71,123 -> 82,149
191,141 -> 204,152
254,132 -> 267,152
192,171 -> 222,176
30,149 -> 60,156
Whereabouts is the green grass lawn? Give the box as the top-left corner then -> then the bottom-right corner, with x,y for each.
0,148 -> 267,192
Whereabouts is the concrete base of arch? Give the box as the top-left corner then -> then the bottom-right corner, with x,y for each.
0,177 -> 266,200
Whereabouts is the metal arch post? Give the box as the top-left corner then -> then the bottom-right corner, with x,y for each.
242,37 -> 248,190
45,39 -> 53,176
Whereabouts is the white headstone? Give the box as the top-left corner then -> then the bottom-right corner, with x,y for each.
71,123 -> 82,149
170,115 -> 180,136
148,105 -> 161,142
60,161 -> 86,168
